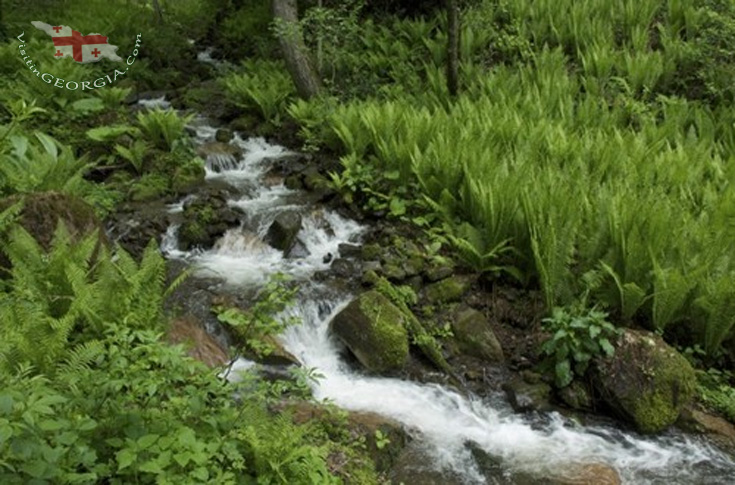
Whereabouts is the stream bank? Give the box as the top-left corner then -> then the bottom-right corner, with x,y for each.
101,95 -> 735,484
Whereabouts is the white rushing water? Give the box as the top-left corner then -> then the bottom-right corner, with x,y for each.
162,122 -> 735,484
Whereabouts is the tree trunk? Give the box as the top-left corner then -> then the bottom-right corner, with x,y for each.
152,0 -> 164,24
0,0 -> 6,42
272,0 -> 322,99
446,0 -> 460,97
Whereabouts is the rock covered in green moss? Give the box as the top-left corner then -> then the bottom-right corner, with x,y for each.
451,307 -> 504,363
178,190 -> 241,250
593,330 -> 696,433
329,291 -> 410,373
424,275 -> 473,304
172,160 -> 205,194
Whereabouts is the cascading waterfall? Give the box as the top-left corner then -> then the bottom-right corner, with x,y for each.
162,115 -> 735,484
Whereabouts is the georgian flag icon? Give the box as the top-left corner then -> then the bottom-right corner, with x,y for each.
31,21 -> 123,63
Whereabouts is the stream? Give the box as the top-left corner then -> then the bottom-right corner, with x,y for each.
155,110 -> 735,484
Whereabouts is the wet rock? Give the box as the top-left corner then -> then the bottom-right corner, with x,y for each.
248,335 -> 300,367
382,263 -> 407,281
286,238 -> 310,259
284,402 -> 408,474
592,329 -> 696,434
330,258 -> 356,278
362,269 -> 380,286
389,444 -> 465,485
215,128 -> 233,143
264,211 -> 302,253
361,243 -> 381,260
345,411 -> 408,472
322,252 -> 333,264
678,405 -> 735,454
468,443 -> 621,484
178,191 -> 242,250
195,142 -> 243,171
166,316 -> 228,368
329,291 -> 410,373
302,165 -> 330,191
425,264 -> 454,282
284,174 -> 303,190
172,161 -> 206,194
451,307 -> 504,363
544,462 -> 622,485
338,242 -> 362,258
229,113 -> 259,134
558,381 -> 593,411
402,255 -> 425,278
424,275 -> 473,305
503,378 -> 552,413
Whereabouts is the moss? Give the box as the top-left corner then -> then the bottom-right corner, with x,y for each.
129,173 -> 170,202
424,276 -> 472,304
172,160 -> 205,194
626,348 -> 696,433
358,292 -> 410,371
595,331 -> 696,433
361,243 -> 381,260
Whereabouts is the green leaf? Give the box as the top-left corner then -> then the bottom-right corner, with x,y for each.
137,434 -> 159,450
555,360 -> 573,388
117,449 -> 136,470
70,97 -> 105,114
599,338 -> 615,356
389,197 -> 406,216
0,394 -> 13,415
86,125 -> 136,142
138,460 -> 164,474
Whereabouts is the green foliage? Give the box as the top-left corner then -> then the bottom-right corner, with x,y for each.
215,274 -> 299,358
540,304 -> 621,388
697,368 -> 735,423
222,60 -> 296,123
0,224 -> 173,375
0,326 -> 337,484
136,108 -> 194,152
0,132 -> 91,197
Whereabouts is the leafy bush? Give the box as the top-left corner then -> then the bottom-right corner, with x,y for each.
697,368 -> 735,423
136,108 -> 194,152
540,305 -> 620,388
222,60 -> 296,123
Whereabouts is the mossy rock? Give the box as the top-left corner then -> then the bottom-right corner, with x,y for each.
128,173 -> 170,202
0,192 -> 104,251
424,275 -> 473,304
593,330 -> 696,434
172,160 -> 205,194
178,190 -> 241,250
329,291 -> 410,373
451,307 -> 504,363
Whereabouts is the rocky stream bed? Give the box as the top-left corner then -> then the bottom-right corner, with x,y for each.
100,97 -> 735,484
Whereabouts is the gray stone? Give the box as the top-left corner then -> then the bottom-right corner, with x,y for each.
265,211 -> 302,253
452,308 -> 504,363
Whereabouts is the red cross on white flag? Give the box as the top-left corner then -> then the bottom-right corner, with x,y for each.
31,21 -> 122,63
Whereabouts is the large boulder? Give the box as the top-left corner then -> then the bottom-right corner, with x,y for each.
329,291 -> 410,373
264,211 -> 302,254
592,330 -> 696,433
178,190 -> 241,250
166,316 -> 228,368
451,307 -> 504,363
